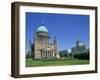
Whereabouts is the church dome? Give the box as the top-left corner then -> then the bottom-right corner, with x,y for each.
77,41 -> 82,46
76,38 -> 83,47
37,24 -> 48,33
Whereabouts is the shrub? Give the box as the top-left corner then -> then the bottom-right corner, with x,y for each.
74,52 -> 89,60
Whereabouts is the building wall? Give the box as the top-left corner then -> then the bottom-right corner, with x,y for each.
72,46 -> 86,54
33,32 -> 57,59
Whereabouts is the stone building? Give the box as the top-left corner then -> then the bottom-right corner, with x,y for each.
72,39 -> 88,55
30,23 -> 60,59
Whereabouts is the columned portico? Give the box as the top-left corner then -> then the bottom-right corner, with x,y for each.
41,49 -> 54,59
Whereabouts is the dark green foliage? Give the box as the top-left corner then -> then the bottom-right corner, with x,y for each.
74,52 -> 89,60
59,50 -> 67,57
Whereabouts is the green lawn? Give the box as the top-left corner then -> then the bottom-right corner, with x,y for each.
26,58 -> 89,67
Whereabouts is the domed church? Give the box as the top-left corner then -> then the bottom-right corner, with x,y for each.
31,23 -> 60,59
72,38 -> 87,55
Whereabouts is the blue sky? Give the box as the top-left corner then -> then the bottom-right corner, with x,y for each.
26,12 -> 89,53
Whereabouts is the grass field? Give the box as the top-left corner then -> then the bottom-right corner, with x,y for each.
26,58 -> 89,67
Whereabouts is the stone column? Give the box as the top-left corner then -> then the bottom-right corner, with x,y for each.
48,51 -> 50,58
45,51 -> 47,59
50,51 -> 52,58
49,51 -> 50,58
48,51 -> 49,58
47,51 -> 48,58
49,51 -> 51,58
44,50 -> 46,59
43,50 -> 45,59
41,50 -> 42,59
51,51 -> 53,58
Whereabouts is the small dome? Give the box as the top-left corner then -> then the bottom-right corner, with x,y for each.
78,42 -> 82,46
67,49 -> 72,53
37,24 -> 48,33
76,38 -> 83,47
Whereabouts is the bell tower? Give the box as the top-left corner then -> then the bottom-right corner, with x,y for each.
54,36 -> 59,58
54,36 -> 57,54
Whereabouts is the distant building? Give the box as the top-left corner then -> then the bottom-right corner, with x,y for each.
30,23 -> 60,59
72,39 -> 89,55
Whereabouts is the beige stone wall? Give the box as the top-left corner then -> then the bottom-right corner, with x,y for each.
34,32 -> 59,59
34,41 -> 56,59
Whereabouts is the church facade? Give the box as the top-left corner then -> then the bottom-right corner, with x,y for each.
30,23 -> 60,59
